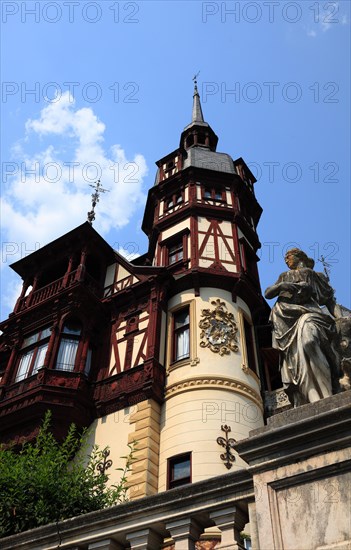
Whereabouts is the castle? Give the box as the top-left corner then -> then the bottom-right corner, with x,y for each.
0,85 -> 350,550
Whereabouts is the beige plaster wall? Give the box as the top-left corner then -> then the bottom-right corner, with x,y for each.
85,408 -> 136,488
158,387 -> 263,491
225,188 -> 233,206
104,263 -> 115,289
158,288 -> 264,491
161,219 -> 190,241
85,400 -> 162,500
166,289 -> 261,394
198,218 -> 238,273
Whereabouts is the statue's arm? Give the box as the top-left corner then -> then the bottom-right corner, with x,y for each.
264,283 -> 281,299
265,281 -> 292,300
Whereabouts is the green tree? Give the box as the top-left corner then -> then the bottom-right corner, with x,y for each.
0,411 -> 136,538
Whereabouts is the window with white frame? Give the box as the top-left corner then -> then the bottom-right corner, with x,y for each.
168,241 -> 184,265
55,319 -> 82,372
166,192 -> 183,211
203,186 -> 225,201
15,327 -> 51,382
173,307 -> 190,362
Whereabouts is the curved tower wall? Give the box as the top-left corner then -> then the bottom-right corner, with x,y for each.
158,288 -> 264,491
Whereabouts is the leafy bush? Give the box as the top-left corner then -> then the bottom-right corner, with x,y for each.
0,411 -> 136,538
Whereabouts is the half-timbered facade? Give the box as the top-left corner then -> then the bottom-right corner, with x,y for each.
0,84 -> 272,501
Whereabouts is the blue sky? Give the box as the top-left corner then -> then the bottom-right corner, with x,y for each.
1,0 -> 350,319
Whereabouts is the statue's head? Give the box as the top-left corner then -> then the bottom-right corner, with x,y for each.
284,248 -> 315,270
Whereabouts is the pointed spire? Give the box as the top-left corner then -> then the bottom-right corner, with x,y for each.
181,74 -> 218,151
192,72 -> 204,123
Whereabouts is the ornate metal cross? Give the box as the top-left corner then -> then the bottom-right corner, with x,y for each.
319,255 -> 332,281
217,424 -> 236,470
96,448 -> 113,475
87,179 -> 110,225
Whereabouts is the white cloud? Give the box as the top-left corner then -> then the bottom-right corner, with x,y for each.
1,280 -> 23,314
116,246 -> 140,262
305,1 -> 349,37
2,92 -> 147,253
307,30 -> 317,38
1,93 -> 148,318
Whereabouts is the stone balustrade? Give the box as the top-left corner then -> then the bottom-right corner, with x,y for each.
0,470 -> 253,550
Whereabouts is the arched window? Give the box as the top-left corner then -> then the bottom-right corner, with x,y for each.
55,319 -> 82,372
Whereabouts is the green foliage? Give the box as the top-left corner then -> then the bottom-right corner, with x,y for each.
0,411 -> 137,538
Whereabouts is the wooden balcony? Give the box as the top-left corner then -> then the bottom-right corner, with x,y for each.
15,269 -> 101,312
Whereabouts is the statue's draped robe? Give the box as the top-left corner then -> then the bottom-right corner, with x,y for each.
270,268 -> 339,403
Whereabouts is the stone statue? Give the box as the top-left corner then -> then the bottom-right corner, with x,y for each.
265,248 -> 342,406
336,317 -> 351,391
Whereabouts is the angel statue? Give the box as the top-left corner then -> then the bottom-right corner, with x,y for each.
265,248 -> 343,407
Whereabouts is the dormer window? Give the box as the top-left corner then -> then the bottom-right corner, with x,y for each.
160,229 -> 189,268
203,187 -> 225,201
163,157 -> 179,179
165,193 -> 183,211
168,241 -> 183,265
214,190 -> 222,200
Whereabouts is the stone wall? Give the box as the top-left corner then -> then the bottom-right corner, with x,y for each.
235,391 -> 351,550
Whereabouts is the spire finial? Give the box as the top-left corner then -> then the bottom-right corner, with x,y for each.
193,71 -> 200,93
191,71 -> 204,123
87,179 -> 110,225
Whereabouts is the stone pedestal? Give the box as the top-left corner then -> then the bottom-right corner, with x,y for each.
88,540 -> 123,550
235,392 -> 351,550
209,507 -> 246,549
126,528 -> 163,550
166,517 -> 203,550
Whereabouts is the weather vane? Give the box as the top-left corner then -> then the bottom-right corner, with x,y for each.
319,255 -> 332,281
87,179 -> 110,225
192,71 -> 200,89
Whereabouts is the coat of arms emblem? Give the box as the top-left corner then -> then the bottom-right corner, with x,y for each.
199,299 -> 239,356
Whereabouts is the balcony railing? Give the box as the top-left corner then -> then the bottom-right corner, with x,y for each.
16,269 -> 101,312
